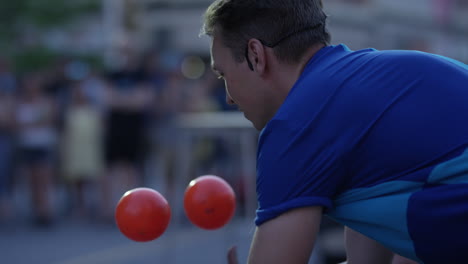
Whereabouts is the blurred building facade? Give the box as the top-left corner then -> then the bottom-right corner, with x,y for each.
129,0 -> 468,63
25,0 -> 467,71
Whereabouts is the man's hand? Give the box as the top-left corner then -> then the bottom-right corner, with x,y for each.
227,246 -> 239,264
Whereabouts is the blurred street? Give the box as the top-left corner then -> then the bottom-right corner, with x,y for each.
0,215 -> 255,264
0,161 -> 258,264
1,214 -> 348,264
0,181 -> 343,264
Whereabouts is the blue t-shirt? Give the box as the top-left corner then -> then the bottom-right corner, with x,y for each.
255,44 -> 468,263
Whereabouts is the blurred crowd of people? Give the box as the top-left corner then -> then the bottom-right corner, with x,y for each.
0,47 -> 235,228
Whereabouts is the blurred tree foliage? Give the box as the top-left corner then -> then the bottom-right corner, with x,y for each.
0,0 -> 101,72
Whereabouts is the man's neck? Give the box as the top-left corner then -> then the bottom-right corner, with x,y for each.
296,43 -> 326,78
273,44 -> 326,99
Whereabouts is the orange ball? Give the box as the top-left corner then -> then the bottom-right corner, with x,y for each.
184,175 -> 236,230
115,187 -> 171,242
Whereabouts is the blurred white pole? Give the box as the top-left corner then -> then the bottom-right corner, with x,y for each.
102,0 -> 125,69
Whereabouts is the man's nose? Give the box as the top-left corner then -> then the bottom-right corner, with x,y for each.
226,94 -> 235,105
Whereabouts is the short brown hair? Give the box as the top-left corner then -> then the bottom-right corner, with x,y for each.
202,0 -> 330,64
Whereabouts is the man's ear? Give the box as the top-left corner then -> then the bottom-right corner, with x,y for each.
247,39 -> 266,74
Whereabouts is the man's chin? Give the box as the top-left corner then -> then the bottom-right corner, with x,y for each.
243,113 -> 254,127
242,112 -> 263,131
250,119 -> 265,131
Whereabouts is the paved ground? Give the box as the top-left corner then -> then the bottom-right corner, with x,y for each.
0,215 -> 344,264
0,163 -> 345,264
0,216 -> 251,264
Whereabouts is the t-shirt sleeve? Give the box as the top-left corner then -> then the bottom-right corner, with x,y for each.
254,47 -> 468,227
255,119 -> 346,226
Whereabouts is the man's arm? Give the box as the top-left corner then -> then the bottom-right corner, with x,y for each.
247,206 -> 322,264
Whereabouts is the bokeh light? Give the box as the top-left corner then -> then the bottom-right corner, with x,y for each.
181,55 -> 206,79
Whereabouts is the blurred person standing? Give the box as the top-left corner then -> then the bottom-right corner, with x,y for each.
15,72 -> 59,227
101,48 -> 154,220
186,70 -> 223,113
185,71 -> 230,173
0,58 -> 17,221
61,81 -> 105,220
140,50 -> 166,97
150,61 -> 194,197
43,58 -> 73,131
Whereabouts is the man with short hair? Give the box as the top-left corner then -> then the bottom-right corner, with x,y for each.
202,1 -> 468,263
